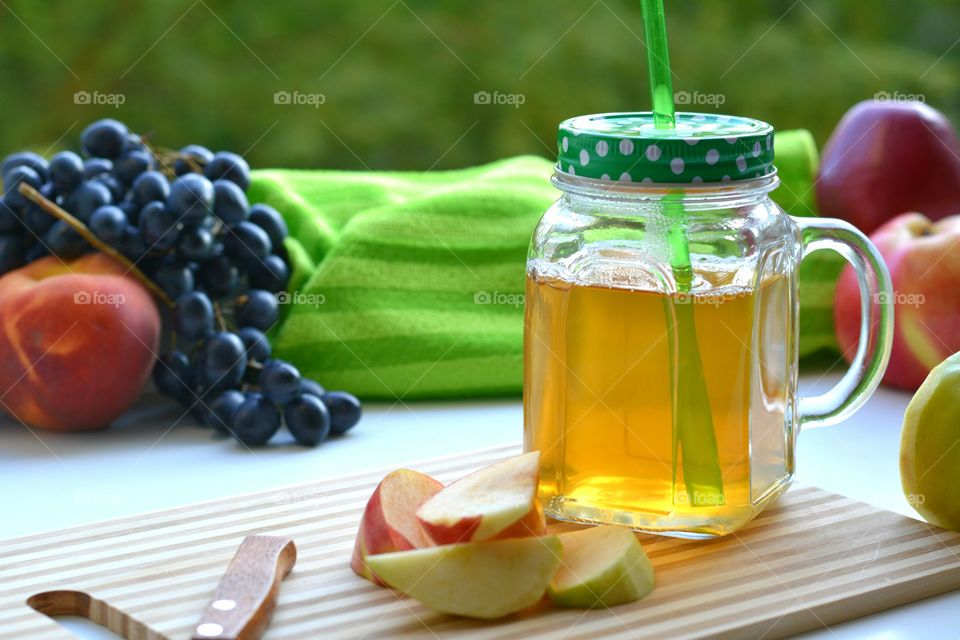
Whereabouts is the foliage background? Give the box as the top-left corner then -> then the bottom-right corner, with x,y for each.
0,0 -> 957,170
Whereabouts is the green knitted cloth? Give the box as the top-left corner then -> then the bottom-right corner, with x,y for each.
248,136 -> 840,400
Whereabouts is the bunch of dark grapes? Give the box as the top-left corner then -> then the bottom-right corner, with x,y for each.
0,119 -> 360,446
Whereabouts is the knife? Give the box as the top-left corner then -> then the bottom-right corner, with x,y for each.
192,535 -> 297,640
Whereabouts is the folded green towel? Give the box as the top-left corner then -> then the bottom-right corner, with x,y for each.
248,156 -> 555,399
249,135 -> 839,400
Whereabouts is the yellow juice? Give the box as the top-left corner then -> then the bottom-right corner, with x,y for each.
523,266 -> 795,537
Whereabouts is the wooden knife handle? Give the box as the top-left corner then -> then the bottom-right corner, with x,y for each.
192,535 -> 297,640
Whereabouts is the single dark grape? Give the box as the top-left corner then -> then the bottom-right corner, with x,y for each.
117,200 -> 139,225
66,180 -> 112,222
300,378 -> 326,399
48,151 -> 85,194
124,133 -> 146,153
23,202 -> 55,235
248,254 -> 289,293
324,391 -> 362,435
284,394 -> 331,447
153,261 -> 195,298
230,392 -> 281,446
44,220 -> 88,258
80,119 -> 128,159
174,144 -> 214,176
175,290 -> 215,341
198,331 -> 247,389
235,289 -> 279,331
248,204 -> 288,250
212,180 -> 248,225
113,149 -> 153,185
153,351 -> 193,399
89,205 -> 127,244
237,327 -> 271,362
225,221 -> 271,267
83,157 -> 112,179
0,234 -> 25,274
92,174 -> 125,202
207,389 -> 245,434
0,197 -> 21,233
259,359 -> 301,404
139,201 -> 179,250
120,224 -> 150,260
132,170 -> 170,206
167,173 -> 214,226
2,151 -> 48,182
3,165 -> 42,209
198,254 -> 238,299
177,225 -> 214,260
204,151 -> 250,190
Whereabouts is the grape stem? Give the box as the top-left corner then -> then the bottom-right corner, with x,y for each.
213,301 -> 227,331
18,183 -> 176,309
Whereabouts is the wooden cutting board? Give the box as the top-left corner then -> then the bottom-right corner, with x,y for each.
3,443 -> 960,640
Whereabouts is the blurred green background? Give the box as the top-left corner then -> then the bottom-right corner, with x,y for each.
1,0 -> 957,170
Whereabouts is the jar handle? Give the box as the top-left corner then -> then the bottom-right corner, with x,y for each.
794,217 -> 894,429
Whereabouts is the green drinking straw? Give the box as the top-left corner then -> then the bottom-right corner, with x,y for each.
640,0 -> 725,507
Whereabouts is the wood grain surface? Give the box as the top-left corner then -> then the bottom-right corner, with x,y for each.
2,443 -> 959,639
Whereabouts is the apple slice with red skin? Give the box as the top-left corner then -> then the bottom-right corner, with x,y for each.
351,468 -> 443,585
416,451 -> 546,544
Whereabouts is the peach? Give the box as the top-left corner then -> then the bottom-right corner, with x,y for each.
351,468 -> 443,585
416,451 -> 546,544
0,253 -> 160,430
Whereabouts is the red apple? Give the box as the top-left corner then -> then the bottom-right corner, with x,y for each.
0,253 -> 160,430
351,468 -> 443,585
817,100 -> 960,235
416,451 -> 546,545
834,213 -> 960,390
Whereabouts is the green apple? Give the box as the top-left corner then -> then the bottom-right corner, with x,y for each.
901,351 -> 960,530
548,525 -> 655,608
365,535 -> 562,619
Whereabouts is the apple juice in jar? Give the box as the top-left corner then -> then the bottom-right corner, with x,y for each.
524,112 -> 802,538
524,268 -> 793,537
523,112 -> 894,538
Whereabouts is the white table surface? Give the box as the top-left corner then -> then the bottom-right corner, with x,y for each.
0,373 -> 952,639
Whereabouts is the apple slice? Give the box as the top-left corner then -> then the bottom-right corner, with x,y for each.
351,469 -> 443,585
366,535 -> 563,619
416,451 -> 545,544
548,525 -> 655,608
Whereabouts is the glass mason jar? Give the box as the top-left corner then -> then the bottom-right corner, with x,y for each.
523,112 -> 893,538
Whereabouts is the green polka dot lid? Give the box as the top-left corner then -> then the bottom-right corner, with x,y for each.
556,112 -> 775,184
